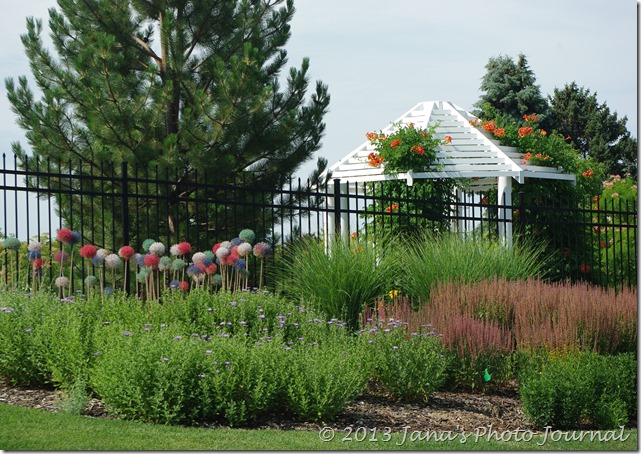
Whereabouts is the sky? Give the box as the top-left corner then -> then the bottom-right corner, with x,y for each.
0,0 -> 637,183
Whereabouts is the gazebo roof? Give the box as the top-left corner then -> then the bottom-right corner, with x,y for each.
324,100 -> 575,191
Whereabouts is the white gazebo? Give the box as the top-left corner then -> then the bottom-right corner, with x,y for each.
322,100 -> 576,246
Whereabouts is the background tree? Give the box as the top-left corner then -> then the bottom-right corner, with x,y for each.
473,53 -> 549,126
5,0 -> 330,249
549,82 -> 637,178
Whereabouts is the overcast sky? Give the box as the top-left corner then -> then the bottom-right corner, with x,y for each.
0,0 -> 637,181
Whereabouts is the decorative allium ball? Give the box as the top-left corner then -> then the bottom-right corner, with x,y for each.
2,236 -> 21,251
206,263 -> 218,275
222,253 -> 239,267
186,265 -> 202,277
215,246 -> 230,260
104,254 -> 122,270
169,280 -> 180,289
136,254 -> 147,267
27,250 -> 41,261
96,248 -> 109,260
211,274 -> 223,286
239,229 -> 255,244
71,231 -> 82,244
32,258 -> 44,270
103,287 -> 114,298
212,243 -> 221,254
54,250 -> 69,263
220,241 -> 232,249
159,256 -> 172,271
202,256 -> 213,267
55,276 -> 69,288
170,244 -> 181,256
56,228 -> 74,244
171,258 -> 185,271
136,270 -> 149,283
204,250 -> 215,261
234,259 -> 247,271
85,275 -> 98,288
91,255 -> 104,267
253,242 -> 272,258
177,242 -> 192,256
131,253 -> 141,265
118,245 -> 135,260
230,245 -> 239,256
237,243 -> 252,257
192,252 -> 206,265
80,244 -> 97,259
148,242 -> 165,256
142,238 -> 156,252
178,281 -> 189,291
230,237 -> 243,246
27,240 -> 43,252
143,254 -> 160,270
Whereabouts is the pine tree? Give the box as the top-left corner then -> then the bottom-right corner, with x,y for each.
5,0 -> 330,248
473,53 -> 549,125
549,82 -> 636,177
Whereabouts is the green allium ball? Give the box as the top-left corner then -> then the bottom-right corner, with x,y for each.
142,238 -> 156,252
171,258 -> 185,271
85,275 -> 99,288
159,256 -> 172,271
238,229 -> 256,244
211,274 -> 223,286
2,236 -> 21,251
203,250 -> 215,261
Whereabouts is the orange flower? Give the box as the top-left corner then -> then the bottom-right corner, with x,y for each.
518,126 -> 533,137
480,197 -> 488,204
368,152 -> 384,167
469,118 -> 481,127
385,203 -> 400,212
493,128 -> 505,137
350,232 -> 358,240
390,139 -> 401,150
482,120 -> 496,133
535,153 -> 543,159
523,152 -> 532,161
444,135 -> 452,144
523,114 -> 539,122
540,130 -> 547,136
366,132 -> 378,141
411,145 -> 425,155
391,203 -> 399,210
579,263 -> 591,273
582,169 -> 593,178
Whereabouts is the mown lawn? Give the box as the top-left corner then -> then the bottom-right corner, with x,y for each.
0,403 -> 636,451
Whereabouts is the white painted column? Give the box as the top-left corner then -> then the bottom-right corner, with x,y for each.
497,176 -> 513,248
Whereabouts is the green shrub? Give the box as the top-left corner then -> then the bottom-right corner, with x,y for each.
519,351 -> 637,429
367,324 -> 448,402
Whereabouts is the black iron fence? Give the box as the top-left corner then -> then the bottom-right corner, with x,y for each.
0,153 -> 637,292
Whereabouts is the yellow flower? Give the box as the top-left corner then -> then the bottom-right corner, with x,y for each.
388,290 -> 399,298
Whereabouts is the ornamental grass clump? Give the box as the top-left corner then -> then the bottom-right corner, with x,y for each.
277,236 -> 397,330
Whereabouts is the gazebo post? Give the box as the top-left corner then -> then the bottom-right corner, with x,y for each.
497,176 -> 513,247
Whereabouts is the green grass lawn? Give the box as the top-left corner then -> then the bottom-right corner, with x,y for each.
0,403 -> 637,451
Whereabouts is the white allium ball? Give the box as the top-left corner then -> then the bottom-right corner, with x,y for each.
192,252 -> 206,264
28,240 -> 43,252
55,276 -> 69,288
237,243 -> 252,257
149,242 -> 166,256
104,253 -> 122,270
220,241 -> 232,249
215,247 -> 230,259
170,244 -> 181,256
96,248 -> 109,260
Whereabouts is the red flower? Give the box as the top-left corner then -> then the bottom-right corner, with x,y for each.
390,139 -> 401,150
118,245 -> 135,260
144,254 -> 160,269
411,145 -> 425,155
579,263 -> 591,273
178,281 -> 189,291
32,258 -> 43,269
480,197 -> 488,205
56,228 -> 74,244
80,244 -> 97,259
540,130 -> 547,136
582,169 -> 593,178
177,242 -> 192,255
518,126 -> 533,137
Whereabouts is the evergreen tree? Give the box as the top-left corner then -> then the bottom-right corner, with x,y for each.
549,82 -> 637,177
473,53 -> 549,125
5,0 -> 330,248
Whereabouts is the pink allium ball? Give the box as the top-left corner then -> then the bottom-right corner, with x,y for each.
177,242 -> 192,256
54,250 -> 69,263
178,281 -> 189,291
143,254 -> 160,270
56,228 -> 74,244
80,244 -> 97,259
118,245 -> 135,260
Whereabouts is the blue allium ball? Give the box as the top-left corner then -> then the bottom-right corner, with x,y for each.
137,254 -> 147,267
230,237 -> 243,246
103,287 -> 114,298
71,231 -> 82,244
186,265 -> 202,277
203,257 -> 213,267
91,256 -> 104,268
169,279 -> 180,289
27,250 -> 41,261
234,259 -> 247,271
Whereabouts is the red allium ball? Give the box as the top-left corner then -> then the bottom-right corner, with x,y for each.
206,263 -> 218,275
177,242 -> 192,256
222,253 -> 239,267
32,258 -> 43,269
143,254 -> 160,270
79,244 -> 97,259
178,280 -> 189,291
118,245 -> 135,260
230,245 -> 239,256
54,250 -> 69,263
212,243 -> 221,254
56,228 -> 74,244
196,263 -> 207,273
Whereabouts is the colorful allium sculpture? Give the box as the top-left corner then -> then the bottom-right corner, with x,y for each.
56,228 -> 74,245
80,244 -> 97,259
27,240 -> 43,252
54,251 -> 69,263
148,242 -> 165,256
2,236 -> 21,289
239,229 -> 256,244
85,275 -> 98,290
192,252 -> 206,265
118,245 -> 136,293
177,242 -> 192,257
104,253 -> 122,289
253,242 -> 272,289
142,238 -> 156,252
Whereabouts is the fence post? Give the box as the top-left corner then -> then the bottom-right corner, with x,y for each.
517,191 -> 525,243
333,178 -> 341,235
121,162 -> 130,295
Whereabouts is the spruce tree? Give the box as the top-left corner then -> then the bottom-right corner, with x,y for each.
473,53 -> 549,125
5,0 -> 330,248
549,82 -> 636,177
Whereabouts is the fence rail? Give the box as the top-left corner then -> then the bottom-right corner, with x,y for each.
0,153 -> 637,292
